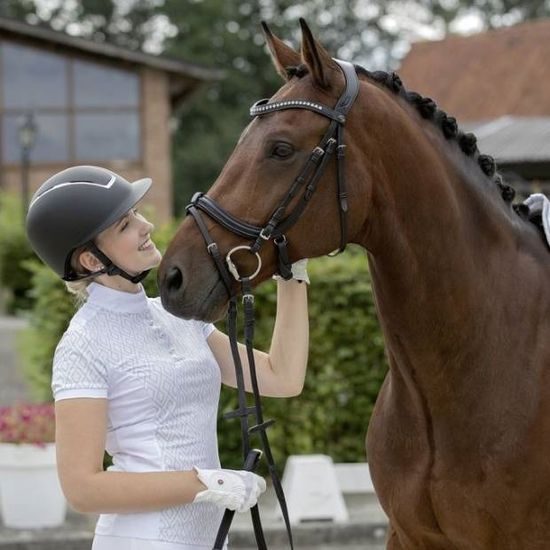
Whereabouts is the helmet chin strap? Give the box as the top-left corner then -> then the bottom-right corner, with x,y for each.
80,241 -> 151,284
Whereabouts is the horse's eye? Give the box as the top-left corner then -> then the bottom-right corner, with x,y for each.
271,142 -> 294,159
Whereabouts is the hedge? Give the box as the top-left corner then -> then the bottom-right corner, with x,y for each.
0,193 -> 37,313
18,223 -> 388,469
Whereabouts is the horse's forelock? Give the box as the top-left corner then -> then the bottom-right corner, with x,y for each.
285,64 -> 309,79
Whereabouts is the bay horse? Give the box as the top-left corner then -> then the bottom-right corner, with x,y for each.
158,19 -> 550,550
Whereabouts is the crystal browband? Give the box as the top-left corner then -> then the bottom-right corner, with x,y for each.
250,98 -> 346,123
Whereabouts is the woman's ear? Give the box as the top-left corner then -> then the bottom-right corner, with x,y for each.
79,250 -> 104,272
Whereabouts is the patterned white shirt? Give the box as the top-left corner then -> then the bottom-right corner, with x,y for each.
52,282 -> 225,549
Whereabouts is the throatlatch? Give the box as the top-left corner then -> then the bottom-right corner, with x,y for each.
186,59 -> 360,550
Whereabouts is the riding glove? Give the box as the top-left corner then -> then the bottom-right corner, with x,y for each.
273,258 -> 310,284
193,467 -> 267,512
289,258 -> 309,284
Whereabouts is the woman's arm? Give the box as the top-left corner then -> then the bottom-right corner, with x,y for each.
208,278 -> 308,398
55,398 -> 206,514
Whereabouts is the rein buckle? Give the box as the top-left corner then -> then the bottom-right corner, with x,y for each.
259,227 -> 272,240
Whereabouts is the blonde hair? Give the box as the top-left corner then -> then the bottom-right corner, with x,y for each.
64,244 -> 95,305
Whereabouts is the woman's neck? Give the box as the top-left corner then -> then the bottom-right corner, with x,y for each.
93,275 -> 142,294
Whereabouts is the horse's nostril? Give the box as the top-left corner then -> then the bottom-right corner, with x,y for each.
166,266 -> 183,293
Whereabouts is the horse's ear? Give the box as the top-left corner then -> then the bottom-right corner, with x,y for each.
261,21 -> 301,81
299,18 -> 338,89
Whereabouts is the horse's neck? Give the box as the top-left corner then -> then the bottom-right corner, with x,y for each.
353,113 -> 550,408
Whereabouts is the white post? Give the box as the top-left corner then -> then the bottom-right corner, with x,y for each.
275,454 -> 349,524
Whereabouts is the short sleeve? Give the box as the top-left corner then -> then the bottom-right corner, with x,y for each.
51,329 -> 108,401
202,322 -> 216,339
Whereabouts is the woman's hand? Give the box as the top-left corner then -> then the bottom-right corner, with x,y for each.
273,259 -> 309,284
193,467 -> 266,512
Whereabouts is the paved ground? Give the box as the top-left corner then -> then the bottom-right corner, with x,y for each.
0,316 -> 31,406
0,484 -> 389,548
0,510 -> 388,550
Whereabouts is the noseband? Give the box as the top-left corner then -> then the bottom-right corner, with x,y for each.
186,59 -> 360,289
185,60 -> 360,550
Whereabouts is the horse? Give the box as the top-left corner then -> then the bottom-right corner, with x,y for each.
158,19 -> 550,550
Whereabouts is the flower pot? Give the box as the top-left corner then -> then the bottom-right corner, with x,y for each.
0,442 -> 67,528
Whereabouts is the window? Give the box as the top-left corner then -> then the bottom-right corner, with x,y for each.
0,40 -> 141,165
2,113 -> 69,164
75,113 -> 139,161
74,59 -> 139,108
2,42 -> 67,109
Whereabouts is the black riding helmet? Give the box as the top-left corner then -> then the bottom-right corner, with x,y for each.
26,165 -> 152,283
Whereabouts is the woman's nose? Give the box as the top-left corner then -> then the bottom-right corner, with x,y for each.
140,218 -> 154,234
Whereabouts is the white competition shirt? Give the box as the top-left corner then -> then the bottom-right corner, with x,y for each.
52,282 -> 225,548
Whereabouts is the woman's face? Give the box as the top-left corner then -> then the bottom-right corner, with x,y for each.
94,207 -> 162,275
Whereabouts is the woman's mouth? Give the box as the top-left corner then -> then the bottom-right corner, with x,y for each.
138,237 -> 154,251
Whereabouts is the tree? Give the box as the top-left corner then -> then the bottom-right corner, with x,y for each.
162,0 -> 404,212
417,0 -> 549,32
0,0 -> 161,51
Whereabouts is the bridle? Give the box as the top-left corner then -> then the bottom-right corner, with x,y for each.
185,59 -> 360,550
188,59 -> 359,286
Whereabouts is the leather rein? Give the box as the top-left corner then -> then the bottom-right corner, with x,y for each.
185,59 -> 360,550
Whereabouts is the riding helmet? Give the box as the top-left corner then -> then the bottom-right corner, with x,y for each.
26,165 -> 152,281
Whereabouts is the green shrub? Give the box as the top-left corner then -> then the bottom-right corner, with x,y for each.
0,192 -> 37,313
18,261 -> 74,401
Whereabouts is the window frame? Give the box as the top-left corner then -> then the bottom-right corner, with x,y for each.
0,37 -> 143,168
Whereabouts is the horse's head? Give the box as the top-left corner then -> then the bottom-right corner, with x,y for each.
159,20 -> 370,321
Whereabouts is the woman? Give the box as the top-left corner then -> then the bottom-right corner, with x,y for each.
25,165 -> 309,550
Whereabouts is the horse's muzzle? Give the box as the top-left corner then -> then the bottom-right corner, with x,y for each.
158,260 -> 228,322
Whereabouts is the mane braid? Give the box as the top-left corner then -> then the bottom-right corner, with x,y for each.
352,64 -> 541,231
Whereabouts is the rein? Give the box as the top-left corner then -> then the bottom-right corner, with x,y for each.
185,59 -> 359,550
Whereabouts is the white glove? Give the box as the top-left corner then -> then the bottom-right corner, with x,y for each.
273,259 -> 309,284
193,467 -> 266,512
290,258 -> 309,284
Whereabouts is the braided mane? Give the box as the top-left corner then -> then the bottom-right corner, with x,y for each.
285,63 -> 542,234
354,66 -> 543,231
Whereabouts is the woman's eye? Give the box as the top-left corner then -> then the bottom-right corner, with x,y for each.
271,143 -> 294,159
121,209 -> 139,231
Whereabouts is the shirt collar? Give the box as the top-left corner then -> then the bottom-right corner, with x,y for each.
87,282 -> 149,314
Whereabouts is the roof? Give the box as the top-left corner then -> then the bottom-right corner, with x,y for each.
397,19 -> 550,123
0,16 -> 224,104
461,117 -> 550,165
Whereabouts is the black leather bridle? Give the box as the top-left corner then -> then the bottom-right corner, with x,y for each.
186,59 -> 360,550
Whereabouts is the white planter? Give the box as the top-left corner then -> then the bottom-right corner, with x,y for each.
0,442 -> 67,528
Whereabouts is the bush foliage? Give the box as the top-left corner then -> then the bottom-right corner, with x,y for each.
19,218 -> 388,467
0,193 -> 37,313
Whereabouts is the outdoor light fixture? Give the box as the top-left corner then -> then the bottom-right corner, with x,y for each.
17,112 -> 37,217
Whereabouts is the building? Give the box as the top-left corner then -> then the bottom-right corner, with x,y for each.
0,16 -> 223,222
397,18 -> 550,196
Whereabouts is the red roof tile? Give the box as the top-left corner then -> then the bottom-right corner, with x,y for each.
397,19 -> 550,123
